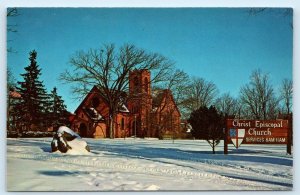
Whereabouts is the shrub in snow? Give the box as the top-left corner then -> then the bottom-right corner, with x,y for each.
7,131 -> 20,138
51,126 -> 90,154
7,131 -> 54,138
188,106 -> 224,154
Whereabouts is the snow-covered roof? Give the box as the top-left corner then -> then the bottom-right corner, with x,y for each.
118,104 -> 130,113
85,107 -> 104,121
9,90 -> 21,98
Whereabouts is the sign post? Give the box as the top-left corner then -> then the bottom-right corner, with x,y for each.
224,127 -> 228,155
287,118 -> 292,155
225,119 -> 290,154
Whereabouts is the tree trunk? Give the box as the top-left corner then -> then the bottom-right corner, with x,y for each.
109,115 -> 114,139
212,140 -> 216,154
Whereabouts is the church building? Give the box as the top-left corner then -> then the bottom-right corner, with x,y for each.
70,69 -> 181,139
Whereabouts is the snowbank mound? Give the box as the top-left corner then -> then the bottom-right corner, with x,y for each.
51,126 -> 90,155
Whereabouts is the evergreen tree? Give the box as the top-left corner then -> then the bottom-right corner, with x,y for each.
15,50 -> 49,131
188,106 -> 224,154
49,87 -> 69,130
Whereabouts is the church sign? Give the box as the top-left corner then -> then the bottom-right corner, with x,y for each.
226,119 -> 289,148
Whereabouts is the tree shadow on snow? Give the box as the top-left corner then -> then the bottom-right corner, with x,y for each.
220,173 -> 293,188
38,170 -> 88,176
89,143 -> 292,167
7,138 -> 53,153
40,146 -> 52,153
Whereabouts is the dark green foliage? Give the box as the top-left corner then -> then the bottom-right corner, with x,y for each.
48,87 -> 69,130
9,50 -> 69,135
188,106 -> 224,154
15,50 -> 50,131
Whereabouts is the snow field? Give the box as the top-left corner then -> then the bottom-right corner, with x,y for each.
7,138 -> 293,191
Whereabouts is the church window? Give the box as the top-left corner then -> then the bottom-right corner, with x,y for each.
132,106 -> 137,114
144,77 -> 148,93
134,76 -> 139,86
91,97 -> 100,108
121,118 -> 125,130
133,76 -> 139,93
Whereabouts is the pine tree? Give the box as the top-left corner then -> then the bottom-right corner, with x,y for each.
15,50 -> 49,132
49,87 -> 69,130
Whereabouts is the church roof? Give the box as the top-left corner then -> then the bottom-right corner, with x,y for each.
151,89 -> 181,116
74,86 -> 130,117
74,84 -> 180,118
118,103 -> 130,113
84,107 -> 104,121
152,90 -> 166,107
9,90 -> 21,98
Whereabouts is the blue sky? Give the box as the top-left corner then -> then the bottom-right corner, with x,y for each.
7,8 -> 293,113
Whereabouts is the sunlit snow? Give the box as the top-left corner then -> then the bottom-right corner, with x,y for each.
7,138 -> 292,191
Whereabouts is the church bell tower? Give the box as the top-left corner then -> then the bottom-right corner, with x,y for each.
128,69 -> 152,137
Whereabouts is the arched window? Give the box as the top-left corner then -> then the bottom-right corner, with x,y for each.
134,76 -> 139,86
79,123 -> 87,137
121,118 -> 125,130
91,97 -> 100,108
133,76 -> 139,93
131,106 -> 139,114
144,77 -> 148,93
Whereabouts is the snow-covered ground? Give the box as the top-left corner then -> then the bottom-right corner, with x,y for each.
6,138 -> 293,191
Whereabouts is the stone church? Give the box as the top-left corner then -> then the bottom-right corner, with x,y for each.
70,69 -> 181,139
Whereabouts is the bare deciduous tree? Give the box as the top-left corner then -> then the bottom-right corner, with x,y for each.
7,8 -> 18,32
7,8 -> 19,132
153,69 -> 191,119
7,68 -> 16,90
239,70 -> 279,120
280,79 -> 293,114
248,8 -> 293,29
215,93 -> 238,117
184,77 -> 218,113
60,44 -> 174,138
7,8 -> 19,53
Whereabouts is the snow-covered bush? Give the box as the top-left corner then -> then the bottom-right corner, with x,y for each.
51,126 -> 90,154
6,131 -> 20,138
7,131 -> 54,138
